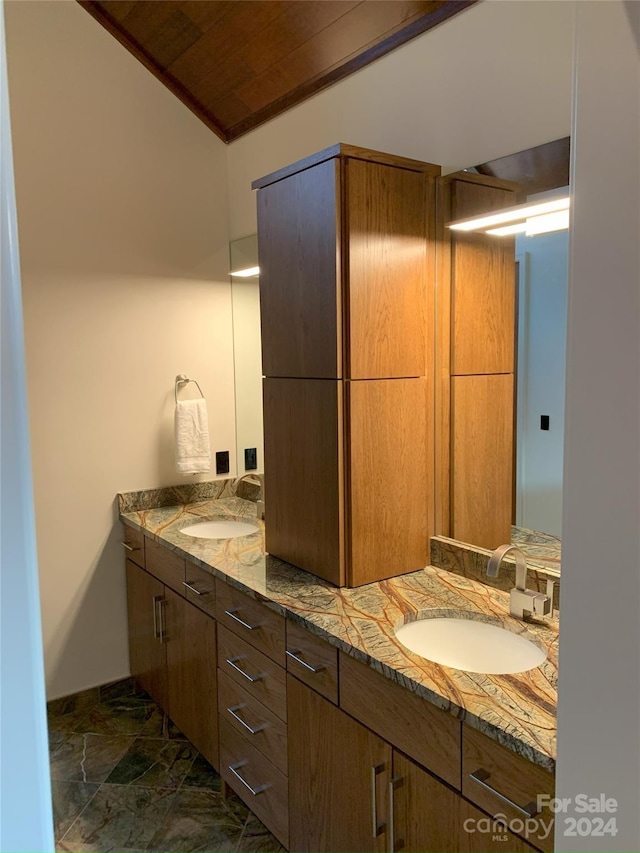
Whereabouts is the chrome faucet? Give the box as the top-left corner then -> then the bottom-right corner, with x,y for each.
487,544 -> 554,619
232,473 -> 264,519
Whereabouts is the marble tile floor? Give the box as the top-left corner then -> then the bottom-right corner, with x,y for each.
47,679 -> 285,853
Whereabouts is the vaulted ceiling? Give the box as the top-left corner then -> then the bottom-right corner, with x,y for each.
78,0 -> 476,142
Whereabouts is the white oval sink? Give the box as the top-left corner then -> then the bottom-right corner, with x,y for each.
180,520 -> 259,539
395,614 -> 546,674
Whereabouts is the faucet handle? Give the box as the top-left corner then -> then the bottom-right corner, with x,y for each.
546,580 -> 555,617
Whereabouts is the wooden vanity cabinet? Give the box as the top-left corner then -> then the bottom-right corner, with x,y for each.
125,559 -> 167,709
288,673 -> 391,853
124,538 -> 218,769
256,144 -> 438,588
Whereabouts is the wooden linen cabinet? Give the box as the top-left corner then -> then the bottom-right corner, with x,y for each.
255,144 -> 440,587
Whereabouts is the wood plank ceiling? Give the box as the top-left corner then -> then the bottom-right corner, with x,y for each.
78,0 -> 476,142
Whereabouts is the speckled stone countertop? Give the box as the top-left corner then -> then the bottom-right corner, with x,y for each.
119,495 -> 557,773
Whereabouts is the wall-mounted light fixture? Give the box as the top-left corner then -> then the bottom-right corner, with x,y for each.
230,265 -> 260,278
447,196 -> 570,237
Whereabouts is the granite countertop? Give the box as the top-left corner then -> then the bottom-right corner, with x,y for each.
119,494 -> 557,773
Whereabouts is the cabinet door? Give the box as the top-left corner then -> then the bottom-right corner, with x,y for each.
347,159 -> 430,379
392,752 -> 537,853
348,377 -> 430,586
126,560 -> 167,708
258,158 -> 341,379
164,588 -> 218,770
263,377 -> 344,585
288,674 -> 391,853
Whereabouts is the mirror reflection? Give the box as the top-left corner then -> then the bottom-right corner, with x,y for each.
229,158 -> 568,572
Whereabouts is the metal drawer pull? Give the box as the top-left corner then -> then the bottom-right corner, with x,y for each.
469,769 -> 539,817
389,776 -> 405,853
157,597 -> 166,644
371,763 -> 386,839
228,761 -> 271,796
224,609 -> 261,631
286,649 -> 326,673
227,704 -> 268,735
183,581 -> 208,596
225,656 -> 266,683
121,541 -> 139,552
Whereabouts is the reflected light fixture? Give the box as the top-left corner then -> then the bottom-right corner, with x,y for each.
230,265 -> 260,277
447,196 -> 570,237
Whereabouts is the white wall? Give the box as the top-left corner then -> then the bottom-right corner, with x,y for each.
555,1 -> 640,849
516,230 -> 569,536
226,0 -> 576,238
1,3 -> 54,847
5,0 -> 234,699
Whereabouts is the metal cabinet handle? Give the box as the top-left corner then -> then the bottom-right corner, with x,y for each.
371,763 -> 386,839
469,769 -> 539,817
227,704 -> 268,735
152,594 -> 162,639
224,609 -> 261,631
286,649 -> 326,673
121,541 -> 139,552
157,596 -> 166,644
183,581 -> 208,596
228,761 -> 271,796
389,776 -> 404,853
225,656 -> 265,683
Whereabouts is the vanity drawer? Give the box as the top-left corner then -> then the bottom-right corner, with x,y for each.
286,619 -> 339,704
217,625 -> 287,722
183,562 -> 216,618
121,524 -> 145,569
219,717 -> 289,849
145,538 -> 185,595
462,725 -> 555,853
339,651 -> 461,789
218,669 -> 287,775
216,580 -> 285,665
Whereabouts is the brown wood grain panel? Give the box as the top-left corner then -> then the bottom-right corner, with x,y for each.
215,579 -> 285,665
165,589 -> 218,770
288,674 -> 391,853
242,1 -> 361,76
451,374 -> 514,550
219,717 -> 289,848
168,2 -> 293,90
77,2 -> 227,141
347,378 -> 430,586
462,725 -> 555,853
346,160 -> 429,379
393,752 -> 538,853
183,561 -> 216,619
435,176 -> 453,537
217,669 -> 288,775
285,619 -> 339,704
217,625 -> 287,722
122,523 -> 145,569
451,181 -> 517,376
83,1 -> 476,141
339,652 -> 461,788
263,378 -> 345,585
125,561 -> 167,709
145,538 -> 185,595
258,158 -> 341,378
236,1 -> 464,113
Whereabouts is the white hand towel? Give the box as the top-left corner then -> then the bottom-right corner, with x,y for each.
175,398 -> 211,474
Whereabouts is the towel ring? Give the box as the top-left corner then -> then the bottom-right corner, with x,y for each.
175,374 -> 204,404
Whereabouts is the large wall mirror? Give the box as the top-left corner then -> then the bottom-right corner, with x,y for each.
230,138 -> 569,570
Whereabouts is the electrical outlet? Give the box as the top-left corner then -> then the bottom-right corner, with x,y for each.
244,447 -> 258,471
540,415 -> 550,431
215,450 -> 230,475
